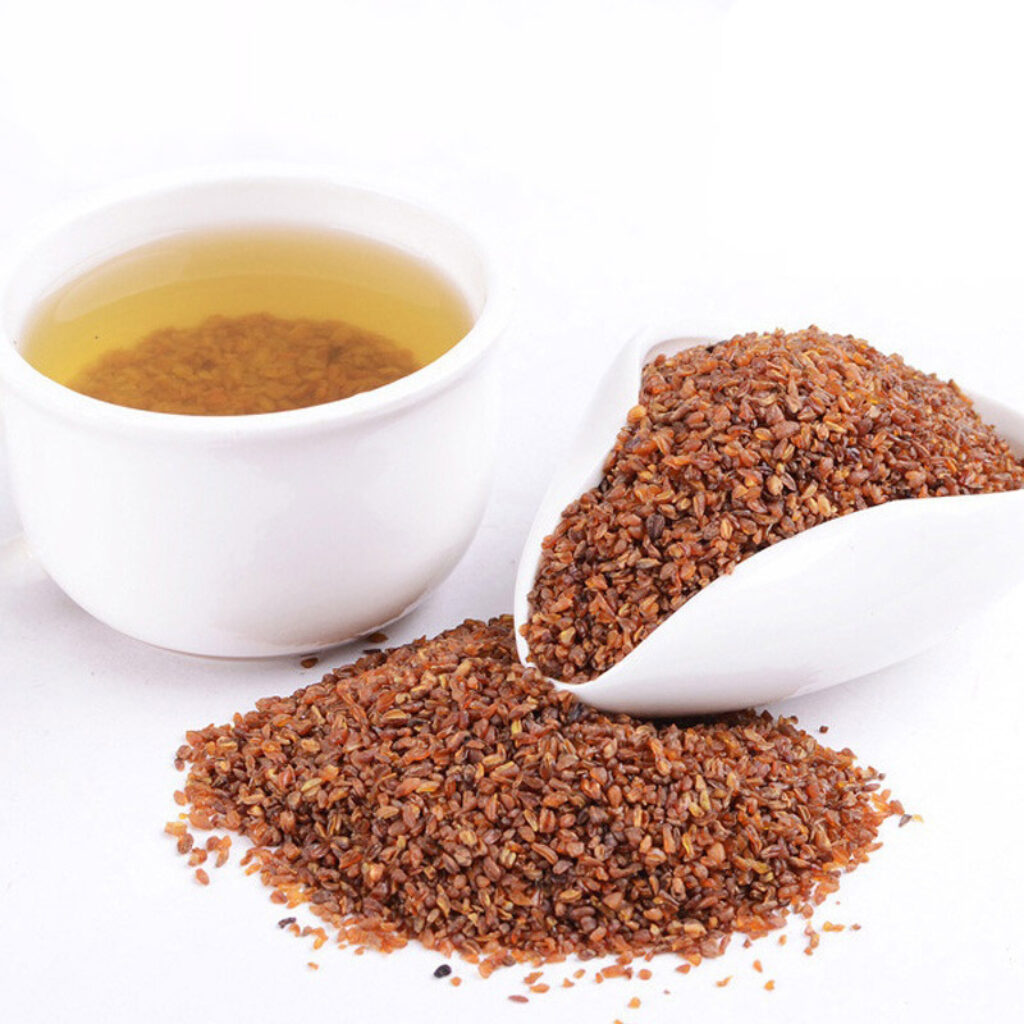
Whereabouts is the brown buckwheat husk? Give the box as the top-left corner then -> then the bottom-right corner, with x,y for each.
524,327 -> 1024,681
175,616 -> 899,968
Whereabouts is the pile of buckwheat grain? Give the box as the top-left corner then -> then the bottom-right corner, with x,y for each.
174,616 -> 899,969
524,327 -> 1024,681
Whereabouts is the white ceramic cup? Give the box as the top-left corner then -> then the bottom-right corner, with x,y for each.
0,172 -> 511,656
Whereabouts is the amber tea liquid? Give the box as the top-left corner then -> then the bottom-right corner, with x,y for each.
20,227 -> 474,415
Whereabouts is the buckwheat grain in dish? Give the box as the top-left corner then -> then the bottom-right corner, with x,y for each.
174,616 -> 899,969
524,327 -> 1024,681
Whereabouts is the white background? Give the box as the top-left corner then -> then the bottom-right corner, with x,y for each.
1,1 -> 1022,1021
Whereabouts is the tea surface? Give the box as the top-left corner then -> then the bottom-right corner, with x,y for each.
21,227 -> 473,415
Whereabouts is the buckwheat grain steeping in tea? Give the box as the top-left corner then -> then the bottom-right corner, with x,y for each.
523,327 -> 1024,682
21,227 -> 472,415
173,616 -> 899,969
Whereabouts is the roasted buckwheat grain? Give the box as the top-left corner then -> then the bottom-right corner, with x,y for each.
524,327 -> 1024,680
175,616 -> 898,968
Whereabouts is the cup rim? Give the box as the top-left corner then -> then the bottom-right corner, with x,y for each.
0,166 -> 513,437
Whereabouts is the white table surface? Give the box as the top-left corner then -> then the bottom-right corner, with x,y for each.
2,2 -> 1023,1022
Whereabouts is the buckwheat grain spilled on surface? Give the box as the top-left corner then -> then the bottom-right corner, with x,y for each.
524,327 -> 1024,681
174,616 -> 899,968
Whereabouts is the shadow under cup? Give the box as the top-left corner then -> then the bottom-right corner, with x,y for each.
0,175 -> 510,656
